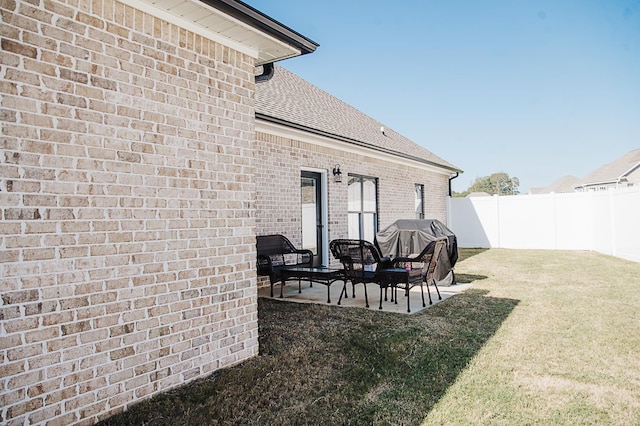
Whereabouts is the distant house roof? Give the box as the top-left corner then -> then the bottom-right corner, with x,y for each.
255,66 -> 461,174
574,149 -> 640,190
529,175 -> 580,194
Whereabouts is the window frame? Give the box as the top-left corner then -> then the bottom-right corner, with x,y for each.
347,174 -> 379,241
415,183 -> 425,220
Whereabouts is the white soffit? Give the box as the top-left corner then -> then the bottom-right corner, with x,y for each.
119,0 -> 301,64
256,120 -> 452,176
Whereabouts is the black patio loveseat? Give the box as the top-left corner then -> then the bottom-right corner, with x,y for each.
256,234 -> 314,298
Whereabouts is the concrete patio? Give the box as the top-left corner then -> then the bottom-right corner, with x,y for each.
258,280 -> 471,314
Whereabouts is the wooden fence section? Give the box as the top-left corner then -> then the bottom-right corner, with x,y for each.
447,187 -> 640,262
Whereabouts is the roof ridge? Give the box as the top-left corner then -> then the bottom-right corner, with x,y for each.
255,65 -> 460,173
576,148 -> 640,186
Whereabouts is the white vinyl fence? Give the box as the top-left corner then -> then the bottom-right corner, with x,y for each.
447,187 -> 640,262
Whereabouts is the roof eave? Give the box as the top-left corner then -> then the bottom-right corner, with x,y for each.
256,113 -> 462,174
620,162 -> 640,179
123,0 -> 318,65
203,0 -> 319,57
574,178 -> 623,188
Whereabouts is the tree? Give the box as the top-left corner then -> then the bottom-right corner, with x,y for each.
454,172 -> 520,197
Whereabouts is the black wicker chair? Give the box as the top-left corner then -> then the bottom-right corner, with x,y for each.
391,238 -> 445,310
329,239 -> 402,309
257,234 -> 313,297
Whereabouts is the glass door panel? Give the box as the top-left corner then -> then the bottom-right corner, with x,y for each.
301,171 -> 323,266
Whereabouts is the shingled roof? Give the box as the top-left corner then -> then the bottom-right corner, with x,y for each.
529,175 -> 581,194
575,149 -> 640,189
255,66 -> 460,173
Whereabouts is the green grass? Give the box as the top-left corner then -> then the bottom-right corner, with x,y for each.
423,249 -> 640,426
99,249 -> 640,425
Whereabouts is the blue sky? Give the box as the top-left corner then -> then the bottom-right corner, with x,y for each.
248,0 -> 640,193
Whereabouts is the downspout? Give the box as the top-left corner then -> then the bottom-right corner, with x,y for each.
448,172 -> 459,197
446,172 -> 460,252
255,62 -> 275,82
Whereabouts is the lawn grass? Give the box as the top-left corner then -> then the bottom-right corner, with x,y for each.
423,249 -> 640,425
99,249 -> 639,425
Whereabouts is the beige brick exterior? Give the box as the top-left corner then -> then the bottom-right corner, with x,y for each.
1,0 -> 258,423
254,130 -> 450,269
1,0 -> 454,422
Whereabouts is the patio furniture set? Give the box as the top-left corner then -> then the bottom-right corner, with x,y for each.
257,234 -> 446,313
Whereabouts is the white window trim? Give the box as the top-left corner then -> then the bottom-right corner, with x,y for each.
301,167 -> 329,266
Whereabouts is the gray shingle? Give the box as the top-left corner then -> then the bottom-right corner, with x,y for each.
530,175 -> 581,194
255,66 -> 460,172
576,149 -> 640,187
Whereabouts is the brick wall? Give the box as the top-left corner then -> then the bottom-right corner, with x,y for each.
1,0 -> 258,424
255,131 -> 449,269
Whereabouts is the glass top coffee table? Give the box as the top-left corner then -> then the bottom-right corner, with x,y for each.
279,267 -> 345,303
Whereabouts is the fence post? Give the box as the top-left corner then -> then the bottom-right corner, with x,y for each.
609,190 -> 617,258
494,194 -> 501,248
552,192 -> 558,250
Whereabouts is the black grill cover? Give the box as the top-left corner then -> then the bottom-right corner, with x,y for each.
375,219 -> 458,267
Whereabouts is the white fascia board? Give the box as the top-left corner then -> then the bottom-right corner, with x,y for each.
577,179 -> 618,188
256,119 -> 452,176
118,0 -> 300,63
621,162 -> 640,178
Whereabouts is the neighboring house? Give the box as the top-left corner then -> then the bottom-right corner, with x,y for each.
529,175 -> 580,194
254,66 -> 461,266
0,0 -> 460,424
528,149 -> 640,194
0,0 -> 317,424
574,149 -> 640,192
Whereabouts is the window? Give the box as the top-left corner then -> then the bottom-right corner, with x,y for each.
415,184 -> 424,219
348,175 -> 378,241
